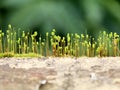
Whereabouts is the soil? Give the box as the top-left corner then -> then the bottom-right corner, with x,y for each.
0,57 -> 120,90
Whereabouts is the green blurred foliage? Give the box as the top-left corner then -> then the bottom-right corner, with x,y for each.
0,0 -> 120,37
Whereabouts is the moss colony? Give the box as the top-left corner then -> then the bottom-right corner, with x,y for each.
0,25 -> 120,57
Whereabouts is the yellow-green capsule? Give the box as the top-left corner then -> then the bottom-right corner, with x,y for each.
8,24 -> 12,29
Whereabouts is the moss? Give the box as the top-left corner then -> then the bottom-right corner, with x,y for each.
0,25 -> 120,58
0,52 -> 14,58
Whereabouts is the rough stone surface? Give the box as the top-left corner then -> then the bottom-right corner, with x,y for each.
0,57 -> 120,90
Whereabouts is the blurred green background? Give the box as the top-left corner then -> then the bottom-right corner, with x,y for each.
0,0 -> 120,37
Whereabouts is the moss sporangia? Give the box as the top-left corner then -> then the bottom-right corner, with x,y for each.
0,25 -> 120,57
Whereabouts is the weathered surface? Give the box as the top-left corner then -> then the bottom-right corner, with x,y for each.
0,57 -> 120,90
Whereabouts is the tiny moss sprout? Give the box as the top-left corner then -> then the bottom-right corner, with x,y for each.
0,25 -> 120,58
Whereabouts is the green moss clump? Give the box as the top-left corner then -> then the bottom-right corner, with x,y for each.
0,25 -> 120,58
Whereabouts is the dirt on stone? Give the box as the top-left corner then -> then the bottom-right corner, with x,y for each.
0,57 -> 120,90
